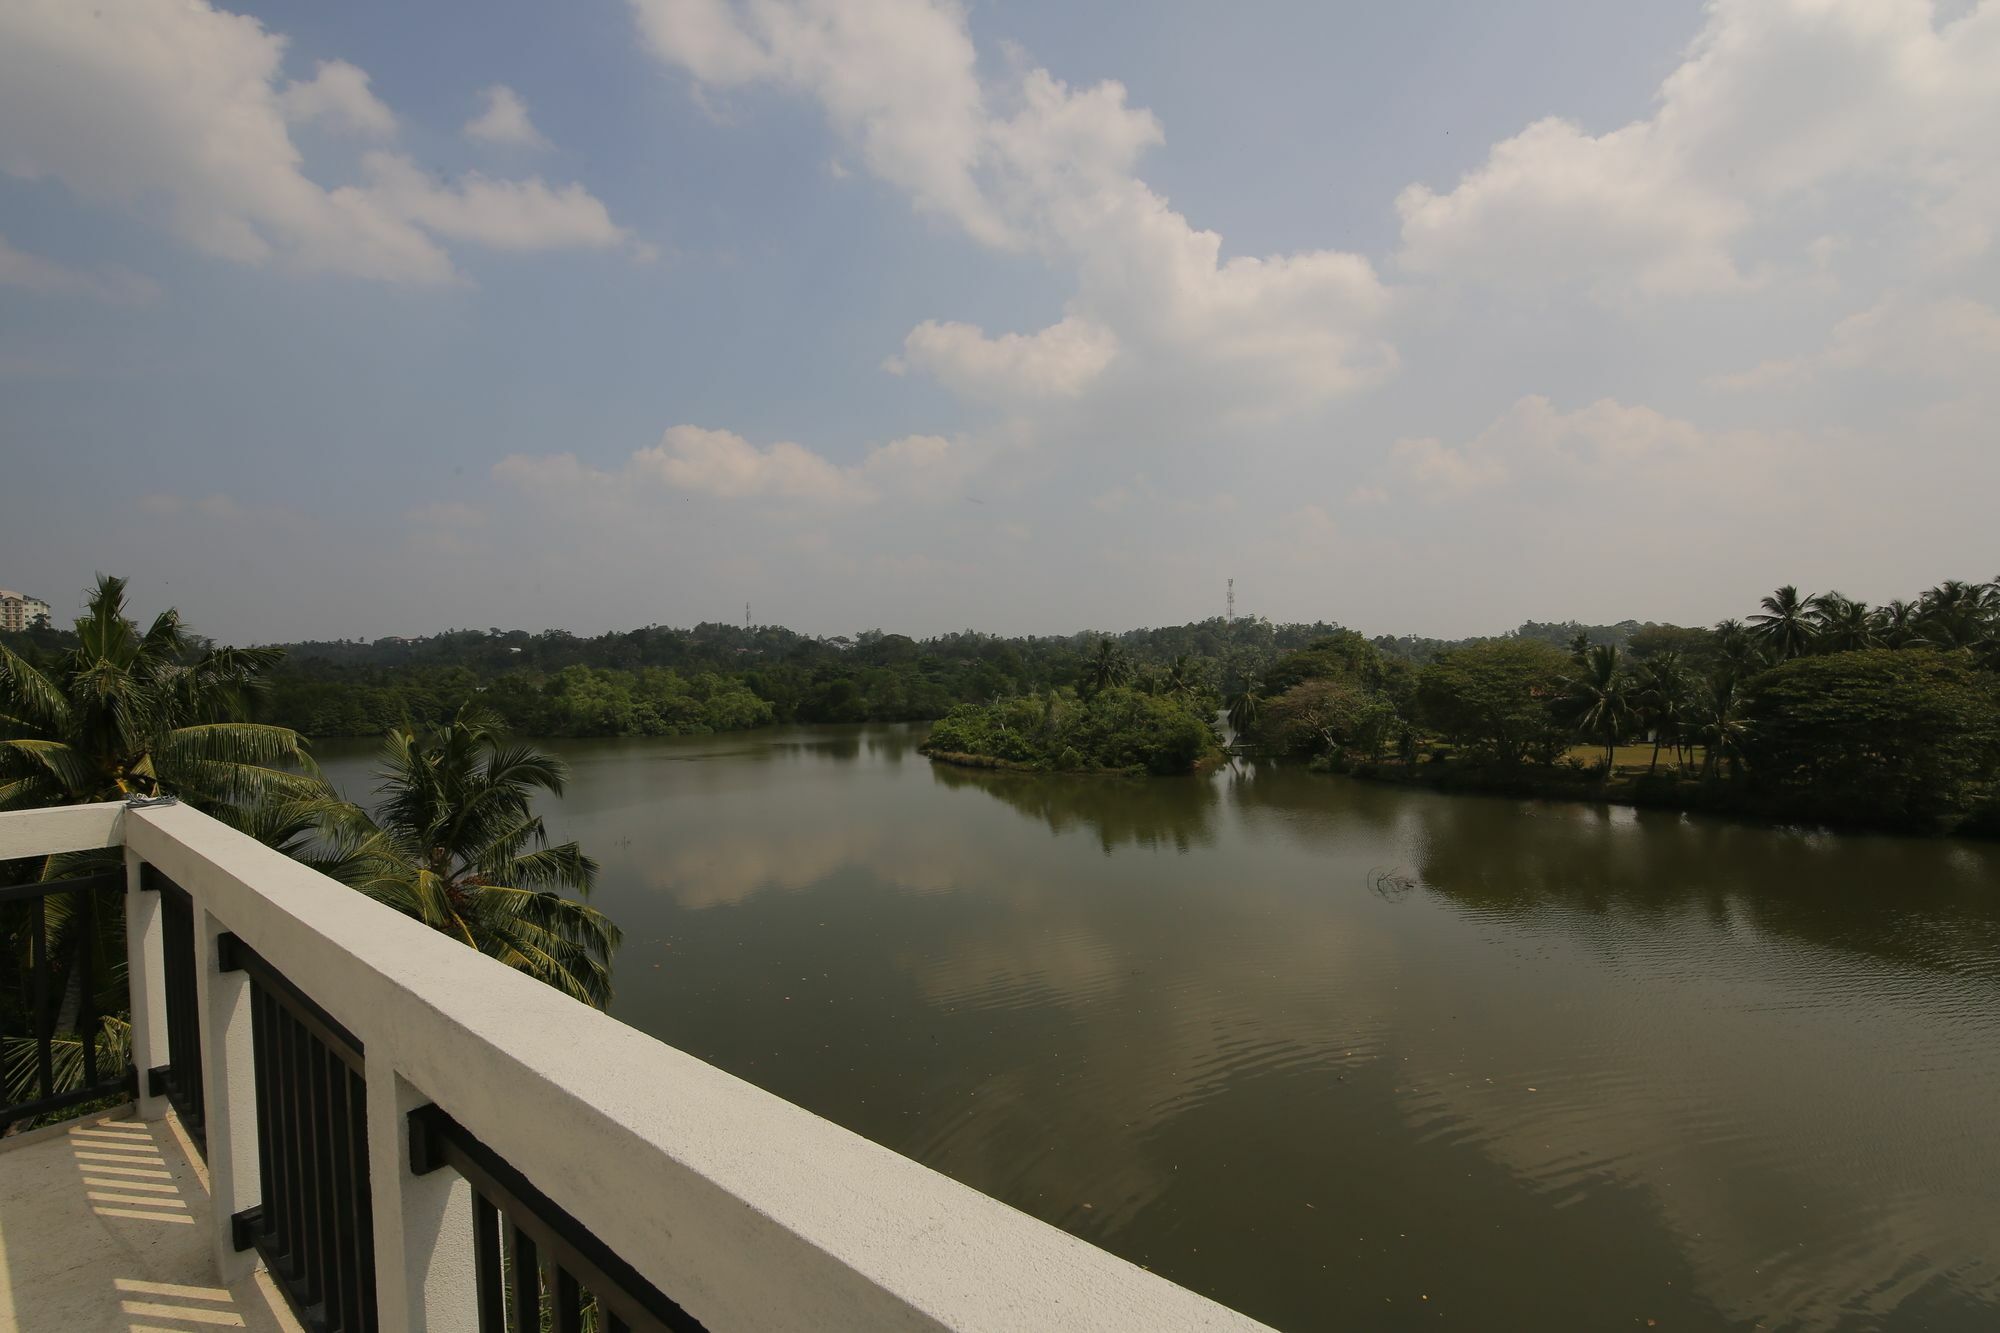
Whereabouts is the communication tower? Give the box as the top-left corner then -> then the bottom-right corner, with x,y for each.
1226,578 -> 1235,625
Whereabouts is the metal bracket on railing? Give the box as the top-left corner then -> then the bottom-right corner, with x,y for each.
230,1207 -> 262,1254
407,1103 -> 446,1176
147,1065 -> 170,1098
126,793 -> 180,808
215,932 -> 245,973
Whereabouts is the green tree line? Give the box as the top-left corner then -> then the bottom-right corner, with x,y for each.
1237,579 -> 2000,834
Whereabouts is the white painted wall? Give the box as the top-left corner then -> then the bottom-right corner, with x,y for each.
4,802 -> 1273,1333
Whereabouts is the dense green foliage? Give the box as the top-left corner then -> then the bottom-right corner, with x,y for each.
1739,650 -> 2000,826
1233,577 -> 2000,834
205,619 -> 1361,739
924,680 -> 1222,775
1412,640 -> 1571,766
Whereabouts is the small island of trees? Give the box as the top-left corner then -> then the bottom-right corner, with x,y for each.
922,643 -> 1222,775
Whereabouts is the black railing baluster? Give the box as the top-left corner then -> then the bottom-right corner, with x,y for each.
306,1035 -> 332,1314
351,1067 -> 378,1333
31,895 -> 52,1099
474,1193 -> 505,1333
77,882 -> 97,1089
251,987 -> 277,1243
151,870 -> 208,1155
508,1221 -> 537,1333
554,1266 -> 584,1333
281,1009 -> 306,1276
328,1059 -> 356,1333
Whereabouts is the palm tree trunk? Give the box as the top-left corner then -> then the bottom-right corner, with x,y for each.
55,957 -> 84,1034
1648,733 -> 1661,775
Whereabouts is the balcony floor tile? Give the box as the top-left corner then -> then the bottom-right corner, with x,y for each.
0,1110 -> 301,1333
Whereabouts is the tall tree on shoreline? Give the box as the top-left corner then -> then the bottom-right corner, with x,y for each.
1225,680 -> 1262,739
1809,592 -> 1877,653
1749,586 -> 1817,661
327,707 -> 621,1007
1634,653 -> 1690,774
1084,636 -> 1131,697
1564,644 -> 1633,774
1691,672 -> 1748,781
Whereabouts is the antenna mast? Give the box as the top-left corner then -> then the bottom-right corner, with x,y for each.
1226,578 -> 1235,626
745,601 -> 751,628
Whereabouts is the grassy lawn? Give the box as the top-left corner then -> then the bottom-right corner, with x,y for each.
1563,743 -> 1707,773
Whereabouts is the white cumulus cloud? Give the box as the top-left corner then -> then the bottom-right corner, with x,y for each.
280,59 -> 396,138
886,315 -> 1118,401
499,425 -> 980,507
1388,396 -> 1791,498
1397,0 -> 2000,302
632,0 -> 1395,415
465,85 -> 551,149
1719,293 -> 2000,389
361,153 -> 634,254
0,233 -> 160,304
0,0 -> 638,283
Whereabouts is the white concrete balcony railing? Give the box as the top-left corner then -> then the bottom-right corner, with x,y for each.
0,800 -> 1270,1332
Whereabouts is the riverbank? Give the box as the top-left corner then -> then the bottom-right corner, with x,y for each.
923,747 -> 1228,777
1334,756 -> 2000,838
921,748 -> 1053,773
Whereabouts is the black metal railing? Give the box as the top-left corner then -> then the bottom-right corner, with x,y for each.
141,863 -> 207,1155
224,933 -> 378,1333
0,868 -> 133,1133
408,1105 -> 705,1333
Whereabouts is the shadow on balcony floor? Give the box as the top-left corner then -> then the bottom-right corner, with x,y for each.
0,1109 -> 301,1333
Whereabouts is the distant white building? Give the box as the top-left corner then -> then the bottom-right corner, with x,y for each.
0,589 -> 52,633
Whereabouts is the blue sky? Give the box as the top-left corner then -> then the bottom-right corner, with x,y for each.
2,0 -> 1995,642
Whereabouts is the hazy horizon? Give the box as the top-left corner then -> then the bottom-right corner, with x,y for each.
24,566 -> 2000,654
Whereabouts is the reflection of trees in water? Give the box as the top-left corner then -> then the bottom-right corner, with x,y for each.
1222,758 -> 1410,843
1409,795 -> 2000,973
928,763 -> 1220,853
769,723 -> 923,763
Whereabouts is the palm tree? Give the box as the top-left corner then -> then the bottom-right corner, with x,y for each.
0,575 -> 319,812
1747,585 -> 1816,660
1563,643 -> 1632,774
1917,579 -> 1999,649
1874,599 -> 1922,648
1083,636 -> 1130,697
330,708 -> 620,1007
1633,653 -> 1689,775
1807,591 -> 1875,653
1225,681 -> 1261,741
2,576 -> 322,1120
1690,671 -> 1747,781
1713,619 -> 1767,677
1162,654 -> 1198,699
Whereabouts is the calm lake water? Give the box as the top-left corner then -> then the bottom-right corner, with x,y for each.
317,725 -> 2000,1332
